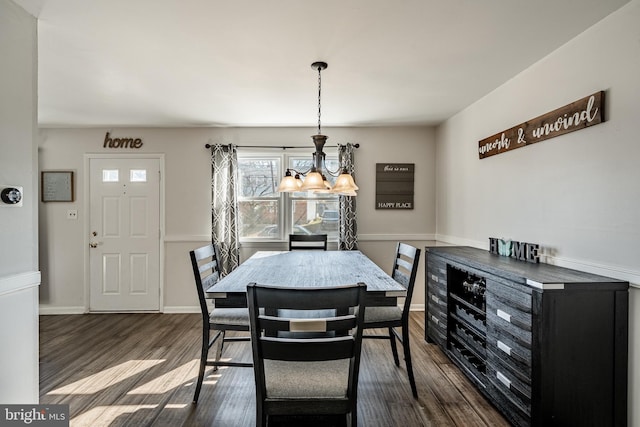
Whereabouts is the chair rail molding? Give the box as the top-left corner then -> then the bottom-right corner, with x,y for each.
0,271 -> 41,296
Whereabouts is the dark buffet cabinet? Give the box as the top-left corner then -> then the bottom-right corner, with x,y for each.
425,246 -> 628,427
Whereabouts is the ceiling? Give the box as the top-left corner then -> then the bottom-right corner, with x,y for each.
14,0 -> 629,128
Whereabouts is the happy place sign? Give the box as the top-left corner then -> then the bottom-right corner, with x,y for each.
478,91 -> 604,159
375,163 -> 414,209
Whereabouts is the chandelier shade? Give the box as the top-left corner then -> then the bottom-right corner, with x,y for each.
277,62 -> 358,196
276,170 -> 302,192
331,171 -> 359,196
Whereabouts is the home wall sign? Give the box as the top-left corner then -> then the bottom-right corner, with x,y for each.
478,91 -> 604,159
489,237 -> 540,263
375,163 -> 414,209
103,132 -> 143,149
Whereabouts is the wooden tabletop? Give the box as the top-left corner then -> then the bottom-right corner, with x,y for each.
206,250 -> 405,298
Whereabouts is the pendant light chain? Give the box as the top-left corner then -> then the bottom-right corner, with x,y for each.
317,65 -> 322,135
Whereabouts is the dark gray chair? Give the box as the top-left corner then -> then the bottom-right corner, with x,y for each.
288,234 -> 328,250
362,242 -> 421,398
247,282 -> 367,427
189,243 -> 251,404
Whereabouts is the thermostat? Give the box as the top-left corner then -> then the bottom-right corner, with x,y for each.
0,186 -> 23,207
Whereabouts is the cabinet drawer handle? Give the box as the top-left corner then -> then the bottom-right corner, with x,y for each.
430,315 -> 439,325
431,274 -> 439,283
496,371 -> 511,389
497,309 -> 512,323
431,294 -> 440,304
497,340 -> 512,356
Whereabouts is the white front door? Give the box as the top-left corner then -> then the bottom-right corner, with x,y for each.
89,157 -> 161,311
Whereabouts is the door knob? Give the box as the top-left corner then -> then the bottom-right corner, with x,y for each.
90,242 -> 98,248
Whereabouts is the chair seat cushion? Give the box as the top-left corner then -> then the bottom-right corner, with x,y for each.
264,359 -> 349,398
364,305 -> 402,324
209,308 -> 250,326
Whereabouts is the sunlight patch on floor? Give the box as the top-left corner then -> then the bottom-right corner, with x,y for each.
164,403 -> 189,409
127,359 -> 199,394
47,360 -> 165,395
71,405 -> 157,426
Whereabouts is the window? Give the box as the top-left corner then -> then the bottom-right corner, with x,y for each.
102,169 -> 119,182
237,151 -> 339,241
130,169 -> 147,182
237,157 -> 281,239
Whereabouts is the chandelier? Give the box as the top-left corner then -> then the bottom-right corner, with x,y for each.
277,61 -> 359,196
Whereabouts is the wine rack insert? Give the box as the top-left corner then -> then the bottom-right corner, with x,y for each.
447,265 -> 487,386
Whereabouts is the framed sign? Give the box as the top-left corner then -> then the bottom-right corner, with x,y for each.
41,171 -> 74,202
375,163 -> 414,209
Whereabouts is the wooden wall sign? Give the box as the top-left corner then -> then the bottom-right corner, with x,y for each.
103,132 -> 143,149
478,91 -> 604,159
375,163 -> 414,209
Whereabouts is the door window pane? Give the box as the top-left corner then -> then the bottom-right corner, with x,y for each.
130,169 -> 147,182
102,170 -> 119,182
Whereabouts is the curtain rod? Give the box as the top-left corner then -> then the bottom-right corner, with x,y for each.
204,143 -> 360,149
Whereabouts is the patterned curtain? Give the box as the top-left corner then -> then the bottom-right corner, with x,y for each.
210,143 -> 240,275
338,143 -> 358,250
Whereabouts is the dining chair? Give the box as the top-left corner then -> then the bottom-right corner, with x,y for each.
362,242 -> 421,398
189,243 -> 252,404
288,233 -> 328,250
247,282 -> 367,427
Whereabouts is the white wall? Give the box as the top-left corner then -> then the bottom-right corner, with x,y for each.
0,0 -> 40,404
38,126 -> 436,312
435,1 -> 640,424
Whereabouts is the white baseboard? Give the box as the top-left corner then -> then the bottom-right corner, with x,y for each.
163,306 -> 199,314
39,306 -> 85,315
39,306 -> 201,315
410,304 -> 425,312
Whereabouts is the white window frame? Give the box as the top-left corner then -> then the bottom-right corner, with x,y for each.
237,148 -> 338,243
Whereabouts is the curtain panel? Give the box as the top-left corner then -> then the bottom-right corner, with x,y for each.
338,143 -> 358,250
210,143 -> 240,274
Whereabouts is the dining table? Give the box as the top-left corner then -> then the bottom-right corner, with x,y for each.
205,250 -> 406,308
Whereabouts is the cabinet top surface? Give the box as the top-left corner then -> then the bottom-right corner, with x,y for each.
426,246 -> 628,290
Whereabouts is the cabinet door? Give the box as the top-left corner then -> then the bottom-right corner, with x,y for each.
485,276 -> 533,427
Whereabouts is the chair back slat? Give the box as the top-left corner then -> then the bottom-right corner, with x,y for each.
391,243 -> 421,318
253,285 -> 361,310
395,257 -> 413,275
288,234 -> 328,250
261,336 -> 355,361
189,243 -> 223,318
392,269 -> 411,289
258,314 -> 358,334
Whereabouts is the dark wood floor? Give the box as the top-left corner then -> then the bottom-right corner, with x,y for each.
39,312 -> 509,427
